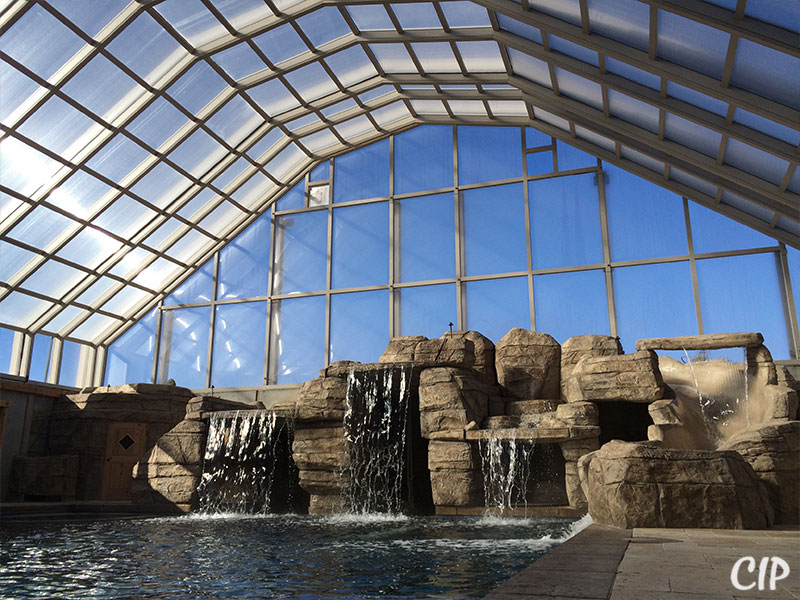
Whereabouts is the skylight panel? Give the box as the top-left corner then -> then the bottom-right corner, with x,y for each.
663,113 -> 722,158
391,3 -> 442,29
548,35 -> 599,67
50,171 -> 113,220
334,114 -> 376,142
56,227 -> 123,271
359,85 -> 396,103
776,216 -> 800,238
587,0 -> 649,51
210,0 -> 274,32
133,256 -> 183,289
246,127 -> 286,162
0,241 -> 36,283
665,82 -> 728,118
346,5 -> 396,31
724,139 -> 790,186
670,167 -> 717,198
155,0 -> 229,48
620,145 -> 664,173
455,42 -> 505,72
266,143 -> 309,180
529,0 -> 582,27
75,276 -> 118,306
126,97 -> 189,151
17,95 -> 106,162
410,43 -> 460,73
0,62 -> 44,127
198,201 -> 247,237
0,292 -> 52,328
0,137 -> 63,196
745,0 -> 800,35
253,23 -> 309,65
86,134 -> 150,183
167,61 -> 229,115
7,205 -> 74,249
211,157 -> 253,191
286,113 -> 319,132
720,190 -> 773,222
168,129 -> 228,178
657,10 -> 730,79
212,42 -> 270,81
62,54 -> 147,122
731,39 -> 800,110
369,44 -> 418,73
206,95 -> 262,146
21,260 -> 85,299
232,172 -> 275,208
0,192 -> 25,224
507,49 -> 552,89
109,247 -> 157,278
0,4 -> 85,80
284,63 -> 339,102
533,108 -> 569,131
324,46 -> 379,87
487,101 -> 528,116
732,109 -> 800,147
296,7 -> 352,47
411,99 -> 448,115
93,196 -> 158,239
41,305 -> 86,334
47,0 -> 129,39
554,69 -> 603,110
166,229 -> 215,264
129,163 -> 192,209
300,128 -> 341,153
497,15 -> 543,44
70,313 -> 124,342
440,2 -> 491,28
607,90 -> 659,133
247,78 -> 301,116
448,100 -> 487,116
575,124 -> 615,152
605,58 -> 660,91
101,286 -> 153,317
321,98 -> 359,119
106,12 -> 188,86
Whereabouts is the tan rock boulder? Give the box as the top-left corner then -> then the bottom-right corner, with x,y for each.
495,328 -> 560,400
561,335 -> 622,402
293,376 -> 348,422
578,440 -> 773,529
379,336 -> 428,363
428,441 -> 484,507
418,367 -> 494,437
571,350 -> 666,403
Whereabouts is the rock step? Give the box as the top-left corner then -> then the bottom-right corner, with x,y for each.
483,416 -> 520,429
506,399 -> 560,415
519,411 -> 559,426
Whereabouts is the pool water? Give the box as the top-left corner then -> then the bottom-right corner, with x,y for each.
0,513 -> 589,599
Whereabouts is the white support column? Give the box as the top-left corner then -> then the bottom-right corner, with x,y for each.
47,338 -> 63,384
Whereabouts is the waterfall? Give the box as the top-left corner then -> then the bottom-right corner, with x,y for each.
198,410 -> 295,513
479,434 -> 534,516
343,366 -> 410,514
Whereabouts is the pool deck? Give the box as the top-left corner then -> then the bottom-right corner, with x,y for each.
484,525 -> 800,599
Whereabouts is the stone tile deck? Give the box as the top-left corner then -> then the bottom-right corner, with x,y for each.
484,526 -> 800,600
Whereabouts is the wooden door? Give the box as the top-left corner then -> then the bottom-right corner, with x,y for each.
101,422 -> 148,501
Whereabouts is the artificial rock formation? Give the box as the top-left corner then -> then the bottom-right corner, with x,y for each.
578,440 -> 773,529
561,335 -> 622,402
569,350 -> 666,403
418,367 -> 495,438
495,328 -> 560,400
427,440 -> 483,507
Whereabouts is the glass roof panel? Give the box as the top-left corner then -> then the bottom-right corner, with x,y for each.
47,0 -> 129,39
724,138 -> 790,186
391,3 -> 442,29
52,170 -> 118,223
301,128 -> 341,153
369,44 -> 418,73
548,35 -> 599,67
324,45 -> 379,87
133,256 -> 183,289
411,99 -> 448,115
321,98 -> 358,118
247,78 -> 301,116
198,201 -> 247,236
497,15 -> 543,44
776,216 -> 800,238
721,190 -> 772,222
70,313 -> 123,342
286,113 -> 319,132
253,23 -> 309,65
93,196 -> 157,239
620,145 -> 664,173
334,114 -> 376,141
62,53 -> 147,122
488,101 -> 528,116
129,163 -> 193,209
745,0 -> 800,35
575,125 -> 615,152
296,7 -> 352,46
0,241 -> 36,282
529,0 -> 582,27
0,4 -> 85,80
587,0 -> 649,51
440,2 -> 491,28
211,157 -> 252,191
359,85 -> 397,103
1,192 -> 25,223
206,95 -> 262,146
167,61 -> 229,115
284,63 -> 339,102
0,292 -> 52,328
456,41 -> 505,72
508,49 -> 552,89
732,108 -> 800,146
211,0 -> 274,31
155,0 -> 229,48
75,276 -> 117,306
657,10 -> 730,79
57,227 -> 124,271
448,100 -> 486,116
106,11 -> 188,86
265,143 -> 309,180
16,95 -> 105,161
212,42 -> 269,81
7,205 -> 74,249
788,168 -> 800,195
247,127 -> 286,161
664,113 -> 722,158
0,137 -> 64,197
411,43 -> 460,73
554,68 -> 603,110
605,57 -> 660,91
166,229 -> 215,263
179,188 -> 219,220
21,260 -> 85,298
731,39 -> 800,110
109,247 -> 157,278
0,61 -> 44,127
670,167 -> 717,198
42,305 -> 86,334
144,218 -> 184,250
607,90 -> 659,132
101,286 -> 153,317
346,5 -> 396,31
665,81 -> 728,117
85,133 -> 150,182
126,97 -> 189,150
232,172 -> 275,208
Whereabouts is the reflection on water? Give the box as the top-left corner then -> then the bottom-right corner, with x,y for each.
0,514 -> 587,599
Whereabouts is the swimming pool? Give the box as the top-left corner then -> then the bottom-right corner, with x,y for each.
0,513 -> 588,599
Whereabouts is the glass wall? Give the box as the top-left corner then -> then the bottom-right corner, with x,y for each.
97,125 -> 796,388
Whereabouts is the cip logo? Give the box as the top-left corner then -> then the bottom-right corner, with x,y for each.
731,556 -> 790,591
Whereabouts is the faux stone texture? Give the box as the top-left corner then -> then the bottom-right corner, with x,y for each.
430,468 -> 483,507
561,335 -> 623,402
571,351 -> 666,403
293,376 -> 348,422
556,401 -> 599,427
635,332 -> 764,351
495,328 -> 561,400
579,440 -> 773,529
379,336 -> 428,364
7,455 -> 79,502
428,440 -> 481,471
418,367 -> 493,438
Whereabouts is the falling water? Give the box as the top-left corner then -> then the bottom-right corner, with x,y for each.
198,410 -> 295,513
343,366 -> 410,514
479,434 -> 534,516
